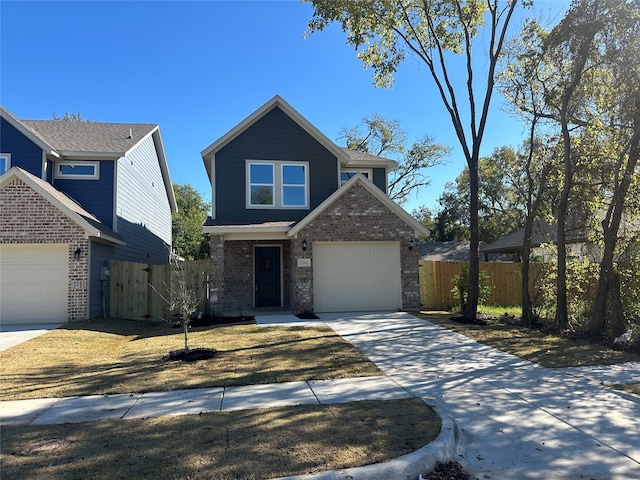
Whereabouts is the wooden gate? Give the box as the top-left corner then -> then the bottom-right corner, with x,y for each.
110,259 -> 209,321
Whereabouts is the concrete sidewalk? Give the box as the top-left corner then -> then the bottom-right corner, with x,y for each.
0,376 -> 413,426
318,312 -> 640,480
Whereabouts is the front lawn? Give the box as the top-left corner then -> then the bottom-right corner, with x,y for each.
0,318 -> 382,400
1,398 -> 440,480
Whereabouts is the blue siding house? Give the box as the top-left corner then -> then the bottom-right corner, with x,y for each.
0,106 -> 177,324
201,96 -> 429,315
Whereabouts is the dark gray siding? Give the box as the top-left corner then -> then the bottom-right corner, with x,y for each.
372,168 -> 387,194
0,117 -> 43,175
213,107 -> 338,225
53,160 -> 115,227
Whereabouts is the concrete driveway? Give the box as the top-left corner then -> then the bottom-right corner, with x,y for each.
319,312 -> 640,480
0,324 -> 61,352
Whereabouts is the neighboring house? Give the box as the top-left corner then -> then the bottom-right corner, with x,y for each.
418,241 -> 483,262
0,107 -> 177,324
480,221 -> 594,262
201,95 -> 429,315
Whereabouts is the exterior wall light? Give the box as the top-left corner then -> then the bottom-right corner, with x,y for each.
408,238 -> 415,250
74,247 -> 82,260
302,239 -> 307,251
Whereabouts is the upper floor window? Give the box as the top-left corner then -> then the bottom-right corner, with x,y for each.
340,169 -> 371,184
0,154 -> 11,175
247,161 -> 308,209
54,161 -> 100,180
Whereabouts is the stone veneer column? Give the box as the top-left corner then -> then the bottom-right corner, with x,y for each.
209,234 -> 225,314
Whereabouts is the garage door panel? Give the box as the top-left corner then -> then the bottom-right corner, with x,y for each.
0,244 -> 68,324
313,242 -> 401,313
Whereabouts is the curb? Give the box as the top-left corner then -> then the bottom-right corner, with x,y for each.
271,399 -> 459,480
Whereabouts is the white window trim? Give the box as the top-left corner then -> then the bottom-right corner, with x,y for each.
247,161 -> 275,207
246,160 -> 309,209
340,168 -> 372,184
54,161 -> 100,180
280,163 -> 309,208
0,153 -> 11,174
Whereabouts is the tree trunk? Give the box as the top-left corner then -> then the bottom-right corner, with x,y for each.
464,160 -> 480,321
553,139 -> 571,331
521,216 -> 535,326
590,113 -> 640,336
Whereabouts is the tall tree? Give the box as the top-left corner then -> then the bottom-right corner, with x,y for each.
587,0 -> 640,336
542,0 -> 604,330
499,18 -> 560,325
306,0 -> 522,320
338,114 -> 451,204
172,184 -> 211,260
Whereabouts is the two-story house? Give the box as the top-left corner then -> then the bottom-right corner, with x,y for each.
201,96 -> 429,315
0,107 -> 177,324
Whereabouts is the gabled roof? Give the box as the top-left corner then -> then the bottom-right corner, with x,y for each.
419,241 -> 476,262
480,221 -> 586,254
288,173 -> 430,238
340,148 -> 397,169
200,95 -> 397,180
0,106 -> 176,212
0,167 -> 125,245
0,106 -> 58,157
20,119 -> 158,160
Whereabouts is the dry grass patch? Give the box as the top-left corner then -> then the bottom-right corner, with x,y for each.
1,398 -> 440,480
0,318 -> 382,400
416,312 -> 640,368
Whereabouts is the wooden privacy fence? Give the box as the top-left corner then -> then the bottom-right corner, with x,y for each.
419,260 -> 544,310
110,259 -> 210,321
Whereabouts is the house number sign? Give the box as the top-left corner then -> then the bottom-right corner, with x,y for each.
297,258 -> 311,267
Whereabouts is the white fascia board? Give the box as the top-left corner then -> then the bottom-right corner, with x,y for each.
0,106 -> 59,158
150,128 -> 177,213
202,225 -> 290,241
58,151 -> 123,160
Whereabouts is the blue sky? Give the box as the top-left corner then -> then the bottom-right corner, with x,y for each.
1,0 -> 568,214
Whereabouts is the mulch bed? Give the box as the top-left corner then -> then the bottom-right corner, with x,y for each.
164,347 -> 218,362
423,461 -> 473,480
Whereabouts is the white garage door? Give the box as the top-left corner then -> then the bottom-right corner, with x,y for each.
313,242 -> 402,312
0,244 -> 68,324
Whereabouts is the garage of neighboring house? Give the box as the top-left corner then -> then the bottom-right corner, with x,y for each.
312,241 -> 402,312
0,243 -> 69,324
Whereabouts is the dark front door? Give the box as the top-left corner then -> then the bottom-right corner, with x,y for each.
255,246 -> 281,307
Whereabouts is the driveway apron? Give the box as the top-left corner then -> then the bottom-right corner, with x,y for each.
319,312 -> 640,480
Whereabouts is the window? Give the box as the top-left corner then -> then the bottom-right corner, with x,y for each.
249,163 -> 274,206
282,164 -> 307,207
0,154 -> 10,175
340,169 -> 371,184
247,161 -> 308,208
54,161 -> 100,179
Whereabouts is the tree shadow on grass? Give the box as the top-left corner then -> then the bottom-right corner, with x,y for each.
1,399 -> 440,480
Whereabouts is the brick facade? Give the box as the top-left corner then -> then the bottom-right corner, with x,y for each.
0,178 -> 89,321
292,182 -> 420,312
209,182 -> 420,315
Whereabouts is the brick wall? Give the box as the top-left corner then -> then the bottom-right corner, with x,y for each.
0,178 -> 89,321
293,182 -> 420,312
209,237 -> 292,315
208,182 -> 421,315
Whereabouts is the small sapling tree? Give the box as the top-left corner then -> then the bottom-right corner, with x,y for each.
152,254 -> 201,353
